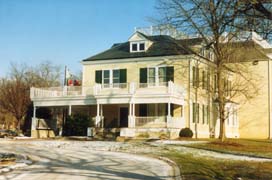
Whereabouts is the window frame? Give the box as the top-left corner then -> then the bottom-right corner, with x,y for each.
139,43 -> 145,51
100,69 -> 126,88
130,41 -> 146,52
146,66 -> 173,87
131,43 -> 138,52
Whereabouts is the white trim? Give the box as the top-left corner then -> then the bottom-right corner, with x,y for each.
128,31 -> 148,42
81,55 -> 193,65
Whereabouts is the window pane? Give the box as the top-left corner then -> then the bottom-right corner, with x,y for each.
139,43 -> 145,51
149,68 -> 155,77
159,67 -> 167,83
113,78 -> 119,84
159,67 -> 166,76
103,70 -> 109,78
132,43 -> 137,51
159,77 -> 166,82
113,70 -> 119,78
104,78 -> 109,84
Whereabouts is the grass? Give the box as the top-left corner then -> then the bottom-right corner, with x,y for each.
154,139 -> 272,179
163,150 -> 272,180
183,139 -> 272,159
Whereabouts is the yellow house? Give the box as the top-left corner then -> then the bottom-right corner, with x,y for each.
30,28 -> 271,139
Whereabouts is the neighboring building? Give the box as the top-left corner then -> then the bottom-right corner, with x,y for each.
30,27 -> 272,139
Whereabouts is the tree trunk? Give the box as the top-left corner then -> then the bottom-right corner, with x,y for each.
16,118 -> 21,131
218,108 -> 226,142
217,69 -> 226,142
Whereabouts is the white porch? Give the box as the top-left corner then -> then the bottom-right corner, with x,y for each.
30,81 -> 186,138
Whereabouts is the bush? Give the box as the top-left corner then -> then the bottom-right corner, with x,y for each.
179,128 -> 193,138
63,113 -> 94,136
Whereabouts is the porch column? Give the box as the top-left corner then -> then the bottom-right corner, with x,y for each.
128,103 -> 135,128
100,104 -> 104,128
33,106 -> 37,119
31,106 -> 37,131
132,103 -> 135,127
68,105 -> 72,116
128,103 -> 132,127
96,103 -> 100,127
167,102 -> 172,128
168,102 -> 171,117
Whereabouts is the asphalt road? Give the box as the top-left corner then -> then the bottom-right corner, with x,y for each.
0,140 -> 174,180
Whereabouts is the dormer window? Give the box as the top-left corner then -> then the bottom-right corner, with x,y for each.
128,31 -> 153,53
132,43 -> 138,51
130,41 -> 146,52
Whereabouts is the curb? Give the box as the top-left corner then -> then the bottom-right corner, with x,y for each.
158,156 -> 182,180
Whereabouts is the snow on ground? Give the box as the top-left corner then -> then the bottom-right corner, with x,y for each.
10,140 -> 272,162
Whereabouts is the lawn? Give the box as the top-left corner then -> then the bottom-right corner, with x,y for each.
183,139 -> 272,159
149,139 -> 272,180
163,150 -> 272,180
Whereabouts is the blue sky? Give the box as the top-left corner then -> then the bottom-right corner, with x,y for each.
0,0 -> 157,77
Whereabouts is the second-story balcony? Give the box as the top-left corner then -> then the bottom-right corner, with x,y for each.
30,81 -> 185,99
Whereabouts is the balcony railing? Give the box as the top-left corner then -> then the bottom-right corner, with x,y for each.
31,81 -> 185,99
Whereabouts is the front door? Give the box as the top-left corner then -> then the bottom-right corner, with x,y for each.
120,107 -> 129,127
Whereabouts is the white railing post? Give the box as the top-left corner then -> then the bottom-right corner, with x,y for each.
96,103 -> 100,127
82,86 -> 85,96
93,84 -> 101,95
63,86 -> 68,96
168,81 -> 174,94
129,82 -> 136,94
31,105 -> 37,131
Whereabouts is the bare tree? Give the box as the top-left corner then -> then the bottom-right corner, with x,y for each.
156,0 -> 270,141
0,61 -> 61,131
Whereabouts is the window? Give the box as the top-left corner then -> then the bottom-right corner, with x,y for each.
132,43 -> 137,51
95,69 -> 127,88
202,104 -> 205,124
148,68 -> 156,86
130,42 -> 145,52
193,103 -> 199,123
202,70 -> 206,89
207,71 -> 210,91
103,70 -> 110,88
200,48 -> 205,57
112,70 -> 120,87
192,66 -> 199,87
159,67 -> 167,86
140,66 -> 174,87
139,43 -> 145,51
207,105 -> 210,124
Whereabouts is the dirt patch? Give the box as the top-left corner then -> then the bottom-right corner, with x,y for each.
0,160 -> 16,167
0,153 -> 16,162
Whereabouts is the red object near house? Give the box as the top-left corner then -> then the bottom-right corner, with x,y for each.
67,79 -> 73,86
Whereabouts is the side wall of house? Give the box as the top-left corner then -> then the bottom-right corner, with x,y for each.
237,60 -> 270,139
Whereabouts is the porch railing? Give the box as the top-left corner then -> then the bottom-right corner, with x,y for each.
135,116 -> 167,128
31,81 -> 185,98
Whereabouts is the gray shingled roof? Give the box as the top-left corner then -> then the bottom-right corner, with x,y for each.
82,35 -> 203,61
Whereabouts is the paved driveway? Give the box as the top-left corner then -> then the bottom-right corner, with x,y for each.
0,140 -> 174,180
